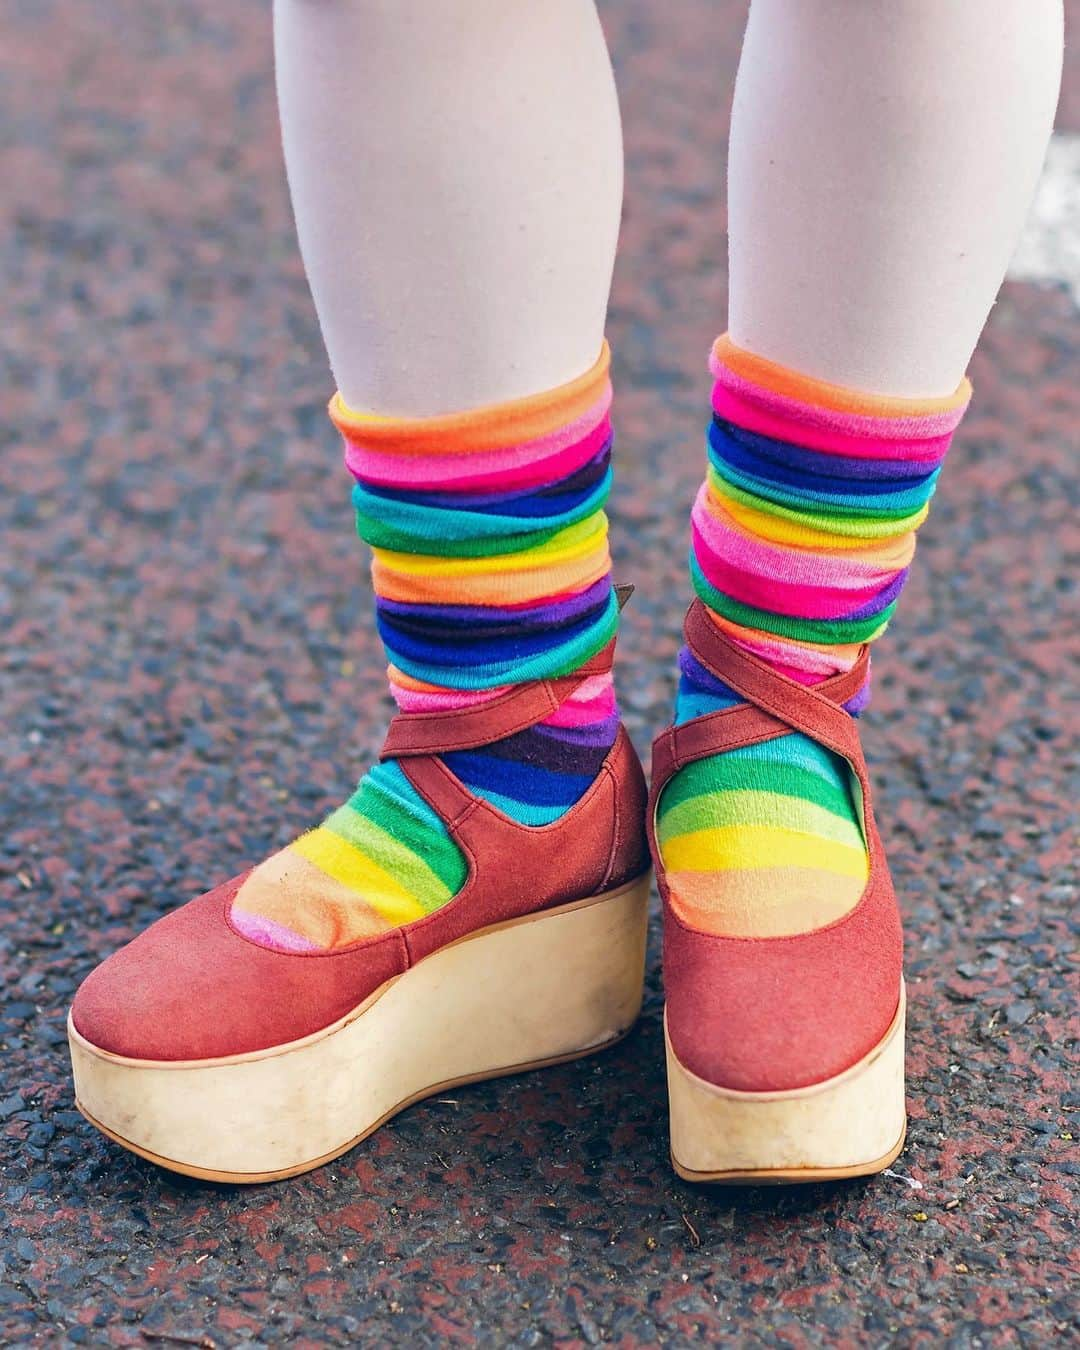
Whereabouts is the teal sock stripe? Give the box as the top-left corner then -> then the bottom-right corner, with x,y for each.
353,469 -> 613,557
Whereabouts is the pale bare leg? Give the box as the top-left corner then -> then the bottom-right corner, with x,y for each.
273,0 -> 623,415
728,0 -> 1063,396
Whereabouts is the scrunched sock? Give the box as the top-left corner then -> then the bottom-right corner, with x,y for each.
232,346 -> 621,952
657,335 -> 971,937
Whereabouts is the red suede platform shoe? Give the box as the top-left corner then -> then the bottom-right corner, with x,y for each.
648,602 -> 906,1183
69,640 -> 650,1183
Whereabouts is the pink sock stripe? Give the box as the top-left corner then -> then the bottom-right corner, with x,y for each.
722,627 -> 862,682
388,682 -> 508,713
770,659 -> 846,686
693,522 -> 897,619
390,668 -> 614,722
344,391 -> 612,491
346,416 -> 611,493
543,674 -> 616,727
390,671 -> 615,721
692,485 -> 913,588
711,381 -> 958,462
230,909 -> 320,953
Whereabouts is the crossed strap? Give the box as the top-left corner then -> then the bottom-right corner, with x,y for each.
650,600 -> 871,795
380,585 -> 634,761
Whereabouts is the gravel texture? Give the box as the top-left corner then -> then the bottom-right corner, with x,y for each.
1,1 -> 1077,1345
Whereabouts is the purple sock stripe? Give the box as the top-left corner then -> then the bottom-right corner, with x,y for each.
230,909 -> 320,953
459,729 -> 612,777
716,417 -> 950,481
532,713 -> 621,748
678,645 -> 734,698
844,567 -> 910,620
345,414 -> 613,494
372,443 -> 613,511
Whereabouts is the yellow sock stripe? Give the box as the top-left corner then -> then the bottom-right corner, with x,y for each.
289,828 -> 428,925
707,486 -> 919,568
661,825 -> 869,878
373,551 -> 612,607
323,810 -> 454,909
719,489 -> 928,552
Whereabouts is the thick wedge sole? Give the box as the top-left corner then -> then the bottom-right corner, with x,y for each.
69,874 -> 650,1183
667,982 -> 907,1184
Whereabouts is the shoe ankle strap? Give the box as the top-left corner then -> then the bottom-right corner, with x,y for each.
650,601 -> 871,788
379,641 -> 616,760
684,599 -> 869,723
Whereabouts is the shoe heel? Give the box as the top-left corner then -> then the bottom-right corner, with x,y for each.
666,983 -> 907,1184
70,873 -> 651,1182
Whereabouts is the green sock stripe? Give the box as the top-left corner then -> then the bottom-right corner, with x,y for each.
658,755 -> 857,822
343,779 -> 467,892
322,806 -> 459,907
691,553 -> 896,644
657,790 -> 865,850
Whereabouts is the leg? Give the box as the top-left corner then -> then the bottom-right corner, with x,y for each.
244,0 -> 632,947
274,0 -> 623,413
71,1 -> 651,1181
728,0 -> 1063,396
654,0 -> 1063,1180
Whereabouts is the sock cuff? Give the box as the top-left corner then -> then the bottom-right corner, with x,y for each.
710,334 -> 971,463
711,333 -> 971,421
331,343 -> 619,695
689,336 -> 973,684
329,341 -> 611,455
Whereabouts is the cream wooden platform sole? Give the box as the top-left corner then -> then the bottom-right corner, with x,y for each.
69,874 -> 650,1183
666,983 -> 907,1184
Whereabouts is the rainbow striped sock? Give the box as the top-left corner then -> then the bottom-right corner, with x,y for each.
657,336 -> 971,938
232,348 -> 621,953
